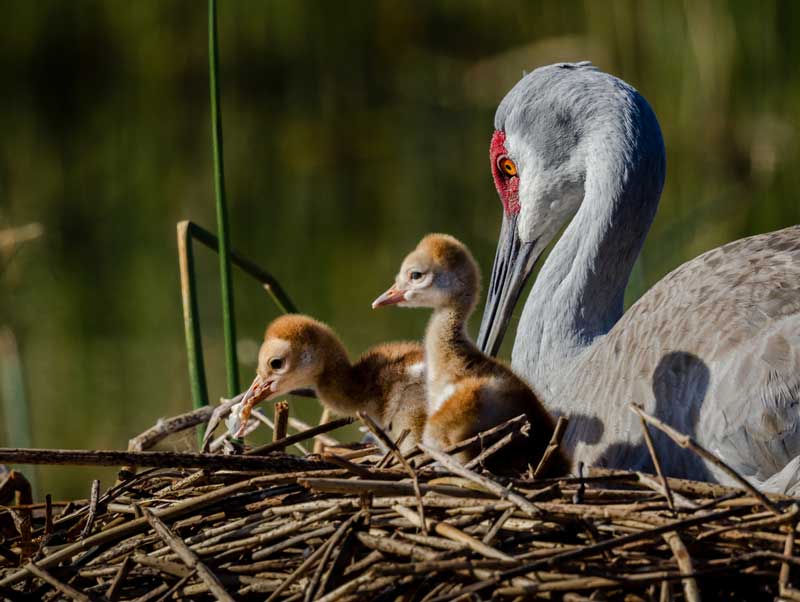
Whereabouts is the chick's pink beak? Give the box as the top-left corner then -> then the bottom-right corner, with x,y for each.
371,285 -> 407,308
234,374 -> 274,437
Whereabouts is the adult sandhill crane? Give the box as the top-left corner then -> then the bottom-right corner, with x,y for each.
476,62 -> 800,492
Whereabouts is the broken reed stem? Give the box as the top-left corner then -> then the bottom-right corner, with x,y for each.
272,401 -> 290,451
629,404 -> 782,515
533,416 -> 568,478
635,409 -> 676,513
80,479 -> 100,539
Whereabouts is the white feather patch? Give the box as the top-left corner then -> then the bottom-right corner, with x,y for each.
429,383 -> 456,415
406,362 -> 425,379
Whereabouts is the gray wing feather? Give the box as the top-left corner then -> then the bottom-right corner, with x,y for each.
557,225 -> 800,490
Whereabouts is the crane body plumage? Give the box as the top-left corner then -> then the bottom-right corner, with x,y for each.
478,62 -> 800,493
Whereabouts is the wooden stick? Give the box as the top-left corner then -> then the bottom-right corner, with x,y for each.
153,569 -> 197,602
636,472 -> 698,510
392,504 -> 514,562
27,562 -> 91,602
247,409 -> 310,455
483,507 -> 515,545
141,506 -> 235,602
662,531 -> 700,602
304,512 -> 362,602
379,429 -> 410,469
629,404 -> 781,515
272,401 -> 290,451
129,405 -> 215,453
418,444 -> 541,518
106,555 -> 133,601
299,477 -> 494,499
0,447 -> 334,471
264,539 -> 332,602
356,532 -> 439,561
322,453 -> 387,480
250,525 -> 337,561
44,493 -> 54,535
411,414 -> 530,467
438,506 -> 743,601
1,473 -> 296,587
313,572 -> 375,602
247,417 -> 354,456
463,432 -> 516,471
780,517 -> 797,598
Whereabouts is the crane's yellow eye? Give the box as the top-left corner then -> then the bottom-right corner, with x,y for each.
498,157 -> 517,176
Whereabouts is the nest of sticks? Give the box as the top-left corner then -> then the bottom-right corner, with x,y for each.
1,401 -> 799,602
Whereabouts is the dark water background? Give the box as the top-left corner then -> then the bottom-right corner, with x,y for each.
1,1 -> 799,498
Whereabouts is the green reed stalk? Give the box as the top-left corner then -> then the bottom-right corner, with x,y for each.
208,0 -> 239,396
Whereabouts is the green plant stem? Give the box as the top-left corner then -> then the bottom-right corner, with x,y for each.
208,0 -> 239,396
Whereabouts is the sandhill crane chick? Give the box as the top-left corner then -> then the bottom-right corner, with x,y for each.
373,234 -> 568,475
232,314 -> 426,452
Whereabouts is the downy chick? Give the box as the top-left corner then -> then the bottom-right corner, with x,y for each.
233,314 -> 426,452
373,234 -> 568,475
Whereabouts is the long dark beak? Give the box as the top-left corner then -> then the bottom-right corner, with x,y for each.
476,212 -> 541,357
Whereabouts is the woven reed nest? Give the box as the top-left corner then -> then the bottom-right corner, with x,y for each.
0,403 -> 798,602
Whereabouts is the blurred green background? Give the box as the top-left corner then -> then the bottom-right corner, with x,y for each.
1,1 -> 798,499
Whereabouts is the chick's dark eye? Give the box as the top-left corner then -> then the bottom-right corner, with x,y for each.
269,358 -> 284,370
410,271 -> 423,281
